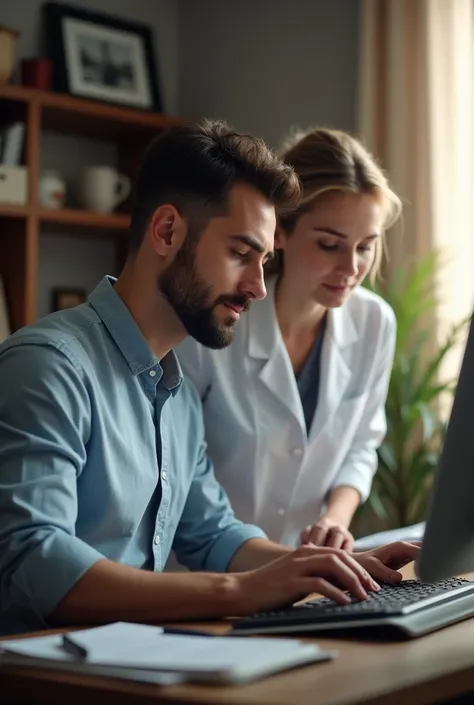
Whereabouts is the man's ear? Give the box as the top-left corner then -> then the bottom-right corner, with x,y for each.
148,204 -> 186,256
274,224 -> 287,251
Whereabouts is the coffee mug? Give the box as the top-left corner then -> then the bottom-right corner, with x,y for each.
79,166 -> 131,214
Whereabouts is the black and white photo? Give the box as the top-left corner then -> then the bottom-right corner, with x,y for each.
42,2 -> 163,111
76,34 -> 136,90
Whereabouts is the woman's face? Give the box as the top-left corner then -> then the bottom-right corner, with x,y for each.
276,191 -> 384,308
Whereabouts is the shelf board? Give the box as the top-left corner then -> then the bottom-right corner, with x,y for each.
0,203 -> 28,218
0,84 -> 183,139
0,204 -> 131,232
38,208 -> 130,232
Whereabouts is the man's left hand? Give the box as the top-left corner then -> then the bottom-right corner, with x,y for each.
354,541 -> 422,583
300,516 -> 354,551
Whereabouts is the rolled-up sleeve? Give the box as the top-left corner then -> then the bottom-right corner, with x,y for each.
0,343 -> 104,631
331,309 -> 397,502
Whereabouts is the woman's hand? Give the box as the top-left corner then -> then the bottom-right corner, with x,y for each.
300,516 -> 354,551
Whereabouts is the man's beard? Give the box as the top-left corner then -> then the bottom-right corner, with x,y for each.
159,241 -> 250,349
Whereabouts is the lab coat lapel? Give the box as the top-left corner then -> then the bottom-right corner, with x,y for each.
309,305 -> 358,440
247,278 -> 306,431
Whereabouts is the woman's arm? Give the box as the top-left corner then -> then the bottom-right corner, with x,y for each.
301,304 -> 397,551
330,305 -> 396,504
324,485 -> 361,527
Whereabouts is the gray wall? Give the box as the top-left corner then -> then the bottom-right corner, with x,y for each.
179,0 -> 360,146
0,0 -> 360,317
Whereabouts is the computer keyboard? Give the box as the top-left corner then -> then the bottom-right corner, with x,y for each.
232,578 -> 474,639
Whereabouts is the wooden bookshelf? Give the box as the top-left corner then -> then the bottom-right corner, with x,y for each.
0,203 -> 28,219
0,205 -> 130,230
0,83 -> 181,137
37,207 -> 130,231
0,84 -> 183,331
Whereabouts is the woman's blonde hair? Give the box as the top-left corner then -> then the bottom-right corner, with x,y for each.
271,126 -> 402,280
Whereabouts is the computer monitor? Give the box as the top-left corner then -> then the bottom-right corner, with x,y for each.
416,311 -> 474,582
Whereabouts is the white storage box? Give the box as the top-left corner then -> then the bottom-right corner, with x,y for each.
0,165 -> 27,205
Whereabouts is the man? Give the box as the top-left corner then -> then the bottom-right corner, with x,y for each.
0,120 -> 418,635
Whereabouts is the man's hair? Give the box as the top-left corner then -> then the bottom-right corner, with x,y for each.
128,119 -> 301,253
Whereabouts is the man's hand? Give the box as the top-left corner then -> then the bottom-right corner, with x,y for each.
300,516 -> 354,551
354,541 -> 421,583
52,542 -> 421,626
233,545 -> 380,615
232,541 -> 421,616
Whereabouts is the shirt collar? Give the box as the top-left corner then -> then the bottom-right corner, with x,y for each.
88,276 -> 183,395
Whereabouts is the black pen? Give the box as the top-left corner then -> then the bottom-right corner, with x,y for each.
62,634 -> 89,659
162,627 -> 218,637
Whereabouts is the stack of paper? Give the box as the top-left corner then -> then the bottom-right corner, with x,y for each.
0,621 -> 336,686
354,522 -> 425,551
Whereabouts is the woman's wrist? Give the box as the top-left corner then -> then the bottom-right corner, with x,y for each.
324,486 -> 361,527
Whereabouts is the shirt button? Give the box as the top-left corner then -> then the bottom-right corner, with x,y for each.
277,508 -> 286,516
291,447 -> 303,457
162,471 -> 167,480
154,535 -> 160,545
149,370 -> 156,377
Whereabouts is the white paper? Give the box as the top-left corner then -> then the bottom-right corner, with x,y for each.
0,622 -> 336,685
65,621 -> 165,657
0,634 -> 181,686
354,522 -> 425,551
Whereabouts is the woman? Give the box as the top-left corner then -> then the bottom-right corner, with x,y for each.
176,127 -> 402,550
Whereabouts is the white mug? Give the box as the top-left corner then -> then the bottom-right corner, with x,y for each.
79,166 -> 131,214
39,170 -> 66,209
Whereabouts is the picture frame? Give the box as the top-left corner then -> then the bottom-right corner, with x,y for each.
51,287 -> 87,312
42,2 -> 163,112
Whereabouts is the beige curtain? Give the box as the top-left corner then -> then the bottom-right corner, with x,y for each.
358,0 -> 474,361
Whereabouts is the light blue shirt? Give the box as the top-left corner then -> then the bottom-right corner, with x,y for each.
0,276 -> 265,635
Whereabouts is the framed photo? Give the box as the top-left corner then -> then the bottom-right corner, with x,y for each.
51,287 -> 87,312
42,2 -> 163,111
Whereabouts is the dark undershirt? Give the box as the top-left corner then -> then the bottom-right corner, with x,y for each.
295,317 -> 327,435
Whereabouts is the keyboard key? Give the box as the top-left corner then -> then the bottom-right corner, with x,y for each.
232,578 -> 474,632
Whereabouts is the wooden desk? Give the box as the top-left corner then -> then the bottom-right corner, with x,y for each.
3,566 -> 474,705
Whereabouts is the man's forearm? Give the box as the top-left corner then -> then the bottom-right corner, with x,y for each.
227,538 -> 292,572
51,537 -> 298,625
52,558 -> 241,625
324,485 -> 361,527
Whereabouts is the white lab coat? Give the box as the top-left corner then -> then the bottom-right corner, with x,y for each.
176,277 -> 396,547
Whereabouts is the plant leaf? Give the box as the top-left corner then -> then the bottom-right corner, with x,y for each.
360,250 -> 461,530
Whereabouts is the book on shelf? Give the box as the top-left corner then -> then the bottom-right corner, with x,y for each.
0,122 -> 25,166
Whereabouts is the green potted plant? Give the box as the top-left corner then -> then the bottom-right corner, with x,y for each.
361,252 -> 469,529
